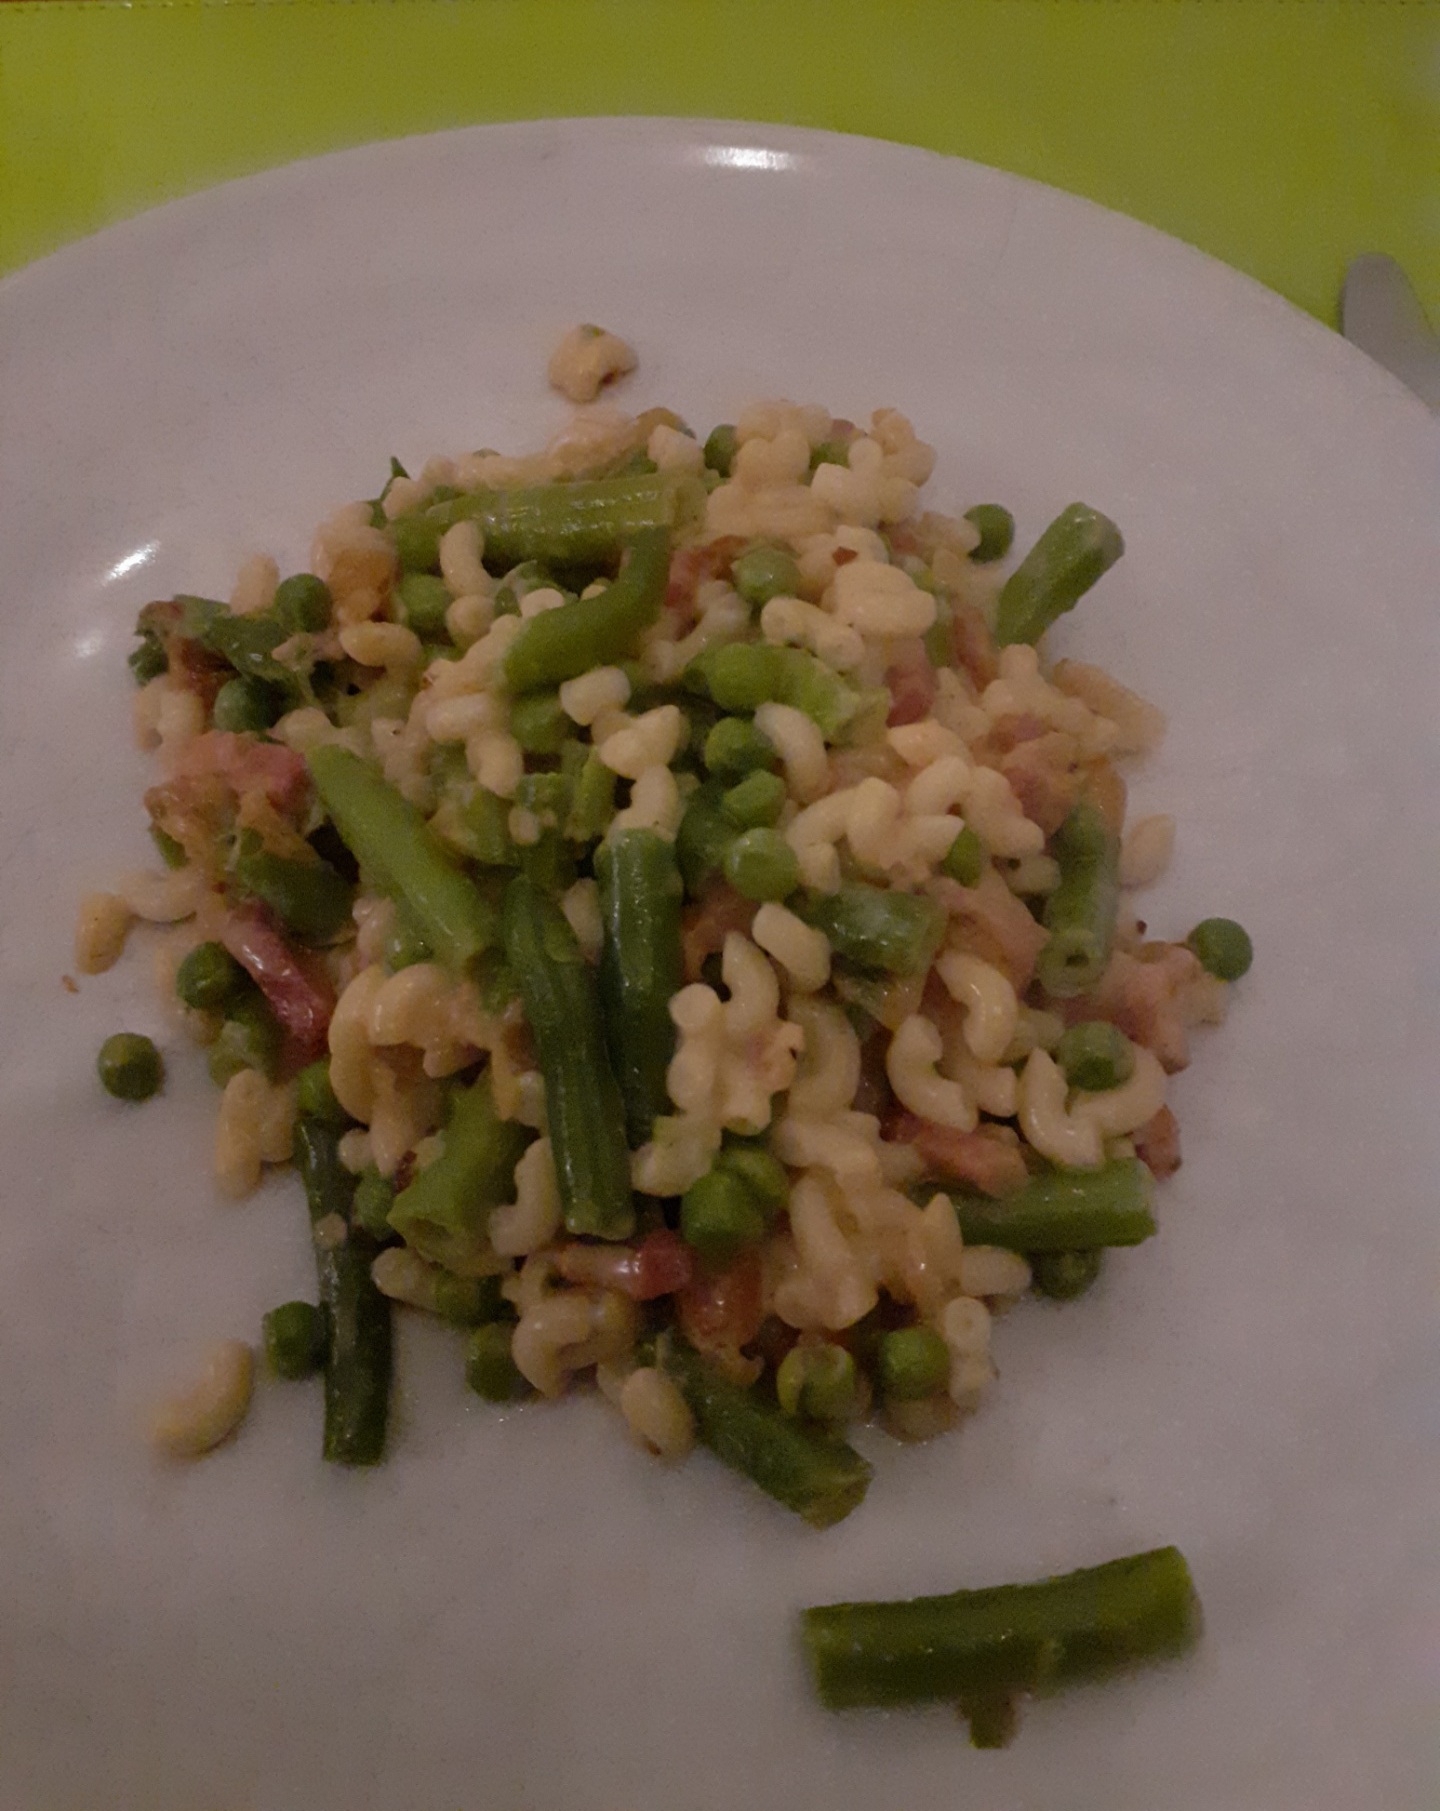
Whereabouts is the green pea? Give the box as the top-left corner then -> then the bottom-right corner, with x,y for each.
434,1272 -> 509,1326
776,1342 -> 860,1422
732,543 -> 802,608
721,769 -> 787,831
352,1167 -> 397,1240
396,572 -> 452,639
207,994 -> 282,1087
876,1326 -> 950,1401
175,940 -> 247,1012
717,1142 -> 790,1215
149,825 -> 188,870
263,1301 -> 324,1379
722,827 -> 801,902
1186,917 -> 1253,982
703,715 -> 776,781
97,1032 -> 164,1102
272,572 -> 333,635
963,504 -> 1015,564
510,691 -> 570,756
128,631 -> 168,687
465,1323 -> 531,1402
295,1059 -> 352,1128
680,1168 -> 768,1270
391,514 -> 444,574
703,423 -> 738,478
941,825 -> 985,887
1054,1021 -> 1136,1093
212,675 -> 283,734
1030,1248 -> 1104,1301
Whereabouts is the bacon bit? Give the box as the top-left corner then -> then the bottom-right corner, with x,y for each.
980,712 -> 1048,756
676,1248 -> 764,1355
681,885 -> 755,982
933,867 -> 1050,991
664,536 -> 747,631
220,906 -> 335,1070
555,1228 -> 695,1302
61,974 -> 79,995
832,545 -> 860,568
887,1110 -> 1030,1197
999,732 -> 1082,836
1059,944 -> 1203,1073
137,600 -> 229,708
884,643 -> 938,727
950,597 -> 1000,691
173,732 -> 310,816
1084,758 -> 1128,836
1134,1105 -> 1181,1179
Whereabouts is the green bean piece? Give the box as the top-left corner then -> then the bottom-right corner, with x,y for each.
802,1545 -> 1200,1734
263,1301 -> 324,1380
307,744 -> 498,971
510,690 -> 570,756
702,424 -> 738,477
809,438 -> 851,472
921,590 -> 953,670
396,572 -> 452,639
97,1032 -> 164,1102
391,514 -> 443,574
680,1168 -> 768,1270
797,883 -> 946,977
466,1323 -> 531,1402
294,1059 -> 351,1128
272,573 -> 333,636
229,831 -> 354,944
512,773 -> 577,893
383,902 -> 435,972
877,1327 -> 950,1401
502,877 -> 635,1240
721,769 -> 787,830
940,825 -> 985,886
1186,916 -> 1253,981
1036,799 -> 1120,998
212,675 -> 284,734
776,1343 -> 860,1423
963,504 -> 1016,565
173,596 -> 305,705
993,503 -> 1125,648
732,543 -> 803,607
1054,1020 -> 1135,1093
565,751 -> 618,843
1030,1248 -> 1105,1301
174,940 -> 247,1012
450,787 -> 518,869
944,1158 -> 1155,1252
703,715 -> 777,781
150,824 -> 188,869
663,1337 -> 873,1528
597,830 -> 685,1148
293,1118 -> 392,1466
687,643 -> 861,740
129,629 -> 168,686
716,1142 -> 789,1216
352,1167 -> 398,1241
207,992 -> 283,1086
723,828 -> 801,902
502,527 -> 671,694
675,781 -> 738,895
388,1073 -> 533,1274
428,473 -> 701,571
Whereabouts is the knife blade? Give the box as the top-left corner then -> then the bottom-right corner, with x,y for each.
1340,255 -> 1440,414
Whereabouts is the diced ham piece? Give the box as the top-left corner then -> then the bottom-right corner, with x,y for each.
932,867 -> 1050,991
999,731 -> 1083,835
885,642 -> 938,727
950,597 -> 1000,692
664,536 -> 746,631
1134,1105 -> 1181,1179
554,1229 -> 695,1301
676,1248 -> 764,1356
681,884 -> 755,982
886,1110 -> 1030,1197
220,906 -> 335,1070
173,731 -> 310,817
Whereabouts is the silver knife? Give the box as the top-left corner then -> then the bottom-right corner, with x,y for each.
1340,254 -> 1440,414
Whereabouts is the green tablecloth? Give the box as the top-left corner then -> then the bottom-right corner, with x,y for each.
1,0 -> 1436,325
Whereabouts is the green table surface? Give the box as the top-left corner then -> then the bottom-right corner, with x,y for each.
1,0 -> 1436,327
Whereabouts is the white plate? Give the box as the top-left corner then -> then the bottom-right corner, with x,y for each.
2,119 -> 1437,1811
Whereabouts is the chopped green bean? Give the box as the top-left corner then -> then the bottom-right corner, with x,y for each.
1036,799 -> 1120,998
263,1301 -> 324,1380
207,993 -> 282,1086
597,830 -> 685,1147
502,877 -> 635,1240
721,769 -> 787,830
802,1546 -> 1200,1734
97,1032 -> 163,1102
797,883 -> 946,976
1055,1020 -> 1135,1092
703,715 -> 777,780
723,827 -> 801,902
388,1073 -> 533,1274
502,528 -> 671,694
229,831 -> 354,944
675,781 -> 738,896
565,751 -> 618,843
383,902 -> 435,971
877,1327 -> 950,1401
509,690 -> 570,755
944,1158 -> 1155,1251
940,825 -> 985,886
663,1337 -> 872,1527
994,503 -> 1124,648
1030,1248 -> 1104,1300
963,504 -> 1015,564
175,940 -> 247,1012
1186,917 -> 1253,981
466,1322 -> 531,1401
428,473 -> 700,571
687,643 -> 861,740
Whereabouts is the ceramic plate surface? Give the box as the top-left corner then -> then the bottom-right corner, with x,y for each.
1,119 -> 1437,1811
